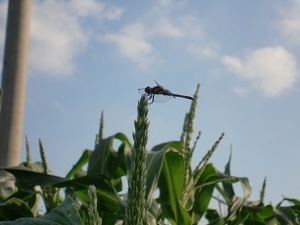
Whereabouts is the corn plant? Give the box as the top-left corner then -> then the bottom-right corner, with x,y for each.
205,153 -> 300,225
0,84 -> 299,225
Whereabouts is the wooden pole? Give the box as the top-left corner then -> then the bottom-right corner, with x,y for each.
0,0 -> 32,186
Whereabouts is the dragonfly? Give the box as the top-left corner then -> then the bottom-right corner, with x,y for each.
138,81 -> 194,105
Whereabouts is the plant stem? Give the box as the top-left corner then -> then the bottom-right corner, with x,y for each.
125,95 -> 149,225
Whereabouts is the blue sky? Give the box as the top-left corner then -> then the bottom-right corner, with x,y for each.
1,0 -> 300,206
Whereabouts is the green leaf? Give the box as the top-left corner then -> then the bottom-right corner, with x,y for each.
53,174 -> 124,213
87,133 -> 131,181
157,149 -> 191,225
216,172 -> 252,204
2,167 -> 123,214
4,190 -> 39,217
205,209 -> 223,225
258,205 -> 275,219
65,149 -> 93,179
1,167 -> 67,185
238,205 -> 268,225
0,186 -> 14,200
192,163 -> 219,223
277,197 -> 300,207
0,198 -> 34,221
145,150 -> 165,208
224,196 -> 245,223
145,141 -> 179,208
223,152 -> 235,200
239,177 -> 252,200
151,141 -> 181,152
274,206 -> 300,225
19,162 -> 44,173
0,196 -> 83,225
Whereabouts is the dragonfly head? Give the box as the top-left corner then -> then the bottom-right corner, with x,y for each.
144,86 -> 151,94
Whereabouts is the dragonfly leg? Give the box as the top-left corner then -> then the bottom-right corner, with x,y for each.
151,94 -> 155,104
147,94 -> 154,105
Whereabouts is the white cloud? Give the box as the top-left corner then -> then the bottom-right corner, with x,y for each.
100,14 -> 208,68
159,0 -> 172,6
222,56 -> 243,74
187,43 -> 219,59
233,86 -> 249,96
222,46 -> 299,97
150,17 -> 184,38
0,0 -> 123,77
277,0 -> 300,43
178,15 -> 203,39
100,17 -> 186,68
105,7 -> 123,20
101,22 -> 160,69
29,0 -> 104,76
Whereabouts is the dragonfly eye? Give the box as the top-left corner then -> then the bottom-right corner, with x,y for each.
145,86 -> 151,94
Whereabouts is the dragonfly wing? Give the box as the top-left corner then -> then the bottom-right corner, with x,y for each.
152,94 -> 173,103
